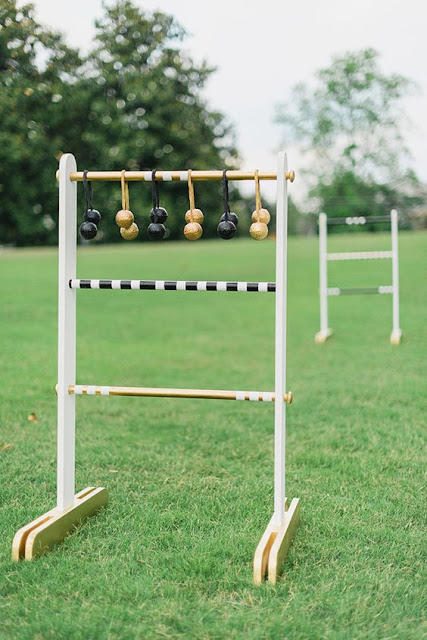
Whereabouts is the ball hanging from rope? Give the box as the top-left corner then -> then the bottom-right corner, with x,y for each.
79,221 -> 98,240
120,222 -> 139,240
218,170 -> 237,239
147,222 -> 166,240
115,209 -> 134,229
249,221 -> 268,240
185,170 -> 203,241
148,170 -> 168,238
117,171 -> 135,238
184,222 -> 203,241
84,208 -> 102,225
185,208 -> 204,225
150,207 -> 168,224
184,208 -> 203,241
81,170 -> 99,241
217,219 -> 236,240
250,170 -> 270,240
220,212 -> 239,227
251,208 -> 270,224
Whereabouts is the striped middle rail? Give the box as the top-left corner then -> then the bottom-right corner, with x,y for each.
326,215 -> 391,226
69,279 -> 276,292
327,251 -> 393,261
66,385 -> 293,403
326,286 -> 394,296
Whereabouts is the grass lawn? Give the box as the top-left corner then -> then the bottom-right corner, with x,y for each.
0,232 -> 425,639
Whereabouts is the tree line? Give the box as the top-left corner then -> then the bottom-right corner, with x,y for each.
275,47 -> 425,234
0,0 -> 241,245
0,0 -> 424,246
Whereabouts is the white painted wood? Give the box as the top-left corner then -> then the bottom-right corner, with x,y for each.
379,286 -> 394,295
319,209 -> 401,342
327,251 -> 393,261
273,152 -> 287,527
326,287 -> 341,296
391,209 -> 401,336
57,154 -> 77,511
345,216 -> 366,225
318,213 -> 329,336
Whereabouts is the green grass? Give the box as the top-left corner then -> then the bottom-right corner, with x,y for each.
0,233 -> 425,639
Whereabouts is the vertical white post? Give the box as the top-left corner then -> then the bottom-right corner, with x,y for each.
319,212 -> 328,335
57,153 -> 77,511
390,209 -> 401,341
273,151 -> 288,527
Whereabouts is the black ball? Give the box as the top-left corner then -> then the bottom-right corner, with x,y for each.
79,221 -> 98,240
217,220 -> 236,240
147,222 -> 166,240
150,207 -> 168,224
84,208 -> 101,225
220,212 -> 239,226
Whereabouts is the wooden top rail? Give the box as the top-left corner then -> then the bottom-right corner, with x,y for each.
56,169 -> 296,182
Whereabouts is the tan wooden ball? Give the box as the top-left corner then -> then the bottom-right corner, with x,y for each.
115,209 -> 134,229
251,208 -> 271,224
185,208 -> 204,224
249,221 -> 268,240
184,222 -> 203,241
120,222 -> 139,240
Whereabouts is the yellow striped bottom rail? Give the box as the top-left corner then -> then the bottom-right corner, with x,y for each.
64,385 -> 293,404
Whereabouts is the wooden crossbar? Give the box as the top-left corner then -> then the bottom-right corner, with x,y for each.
69,279 -> 276,292
316,210 -> 401,346
326,286 -> 394,296
326,215 -> 391,225
327,251 -> 393,261
67,385 -> 293,403
58,169 -> 296,182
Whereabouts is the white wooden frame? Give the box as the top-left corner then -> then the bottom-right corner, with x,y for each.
254,152 -> 300,585
315,210 -> 402,345
13,152 -> 299,584
12,154 -> 108,561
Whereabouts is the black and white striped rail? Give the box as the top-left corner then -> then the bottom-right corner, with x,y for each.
69,279 -> 276,292
326,286 -> 394,296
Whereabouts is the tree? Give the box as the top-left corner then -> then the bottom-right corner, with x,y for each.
79,0 -> 238,241
275,48 -> 421,221
0,0 -> 238,245
312,170 -> 422,231
0,0 -> 86,245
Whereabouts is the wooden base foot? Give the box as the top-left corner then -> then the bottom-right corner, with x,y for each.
390,329 -> 402,345
254,498 -> 300,585
12,486 -> 108,561
315,329 -> 333,344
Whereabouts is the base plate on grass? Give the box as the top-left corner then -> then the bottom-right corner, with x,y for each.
390,329 -> 402,345
12,486 -> 108,561
315,329 -> 333,344
254,497 -> 300,585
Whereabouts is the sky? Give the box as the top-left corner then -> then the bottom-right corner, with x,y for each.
31,0 -> 427,201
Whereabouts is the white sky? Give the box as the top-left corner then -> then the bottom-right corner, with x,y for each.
31,0 -> 427,201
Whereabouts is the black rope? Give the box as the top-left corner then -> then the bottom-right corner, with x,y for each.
151,170 -> 159,209
222,170 -> 230,221
82,170 -> 93,214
